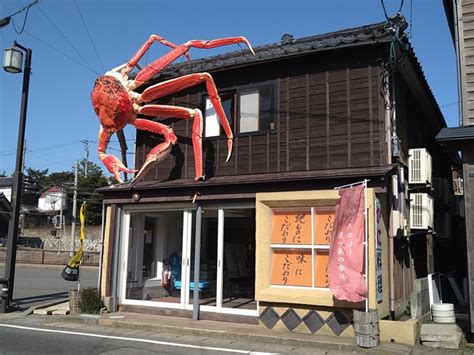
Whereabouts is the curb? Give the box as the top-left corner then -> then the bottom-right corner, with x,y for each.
53,314 -> 412,354
0,263 -> 98,270
22,297 -> 69,316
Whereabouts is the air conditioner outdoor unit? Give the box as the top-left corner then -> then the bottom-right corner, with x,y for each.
408,148 -> 432,185
410,193 -> 434,230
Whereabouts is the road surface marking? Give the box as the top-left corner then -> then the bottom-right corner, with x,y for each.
0,323 -> 277,354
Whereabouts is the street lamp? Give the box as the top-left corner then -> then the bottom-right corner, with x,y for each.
3,46 -> 23,73
0,41 -> 32,313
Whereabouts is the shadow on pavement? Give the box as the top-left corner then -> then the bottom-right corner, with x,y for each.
13,292 -> 69,307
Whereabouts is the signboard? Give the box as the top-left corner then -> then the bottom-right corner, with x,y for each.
270,209 -> 333,288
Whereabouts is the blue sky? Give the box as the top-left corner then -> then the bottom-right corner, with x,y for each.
0,0 -> 457,176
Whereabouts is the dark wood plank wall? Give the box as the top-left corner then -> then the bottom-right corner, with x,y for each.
135,48 -> 388,182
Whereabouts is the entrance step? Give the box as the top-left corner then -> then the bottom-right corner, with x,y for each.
33,301 -> 70,315
421,323 -> 463,350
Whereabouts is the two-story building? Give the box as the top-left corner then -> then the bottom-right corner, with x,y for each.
97,21 -> 454,341
439,0 -> 474,333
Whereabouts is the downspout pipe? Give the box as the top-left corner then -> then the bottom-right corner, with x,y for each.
384,73 -> 396,320
452,0 -> 464,126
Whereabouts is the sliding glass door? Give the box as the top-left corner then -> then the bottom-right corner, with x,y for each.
118,204 -> 257,316
198,207 -> 257,316
119,209 -> 195,310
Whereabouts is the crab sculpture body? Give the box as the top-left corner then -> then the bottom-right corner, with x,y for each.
91,35 -> 254,183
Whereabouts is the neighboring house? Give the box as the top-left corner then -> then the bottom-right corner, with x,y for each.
0,177 -> 12,203
38,186 -> 67,212
439,0 -> 474,333
98,22 -> 455,342
19,186 -> 68,228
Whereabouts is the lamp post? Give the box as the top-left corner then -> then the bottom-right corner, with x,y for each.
1,41 -> 32,312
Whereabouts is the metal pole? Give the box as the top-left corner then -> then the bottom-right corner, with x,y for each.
3,43 -> 32,312
97,203 -> 105,292
192,206 -> 202,320
364,179 -> 369,312
81,140 -> 89,177
70,161 -> 78,255
111,207 -> 122,312
58,189 -> 64,253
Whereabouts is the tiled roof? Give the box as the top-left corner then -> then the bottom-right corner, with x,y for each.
436,126 -> 474,142
0,177 -> 12,188
156,22 -> 391,79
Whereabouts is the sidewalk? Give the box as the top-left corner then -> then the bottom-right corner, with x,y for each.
57,311 -> 417,353
2,307 -> 469,353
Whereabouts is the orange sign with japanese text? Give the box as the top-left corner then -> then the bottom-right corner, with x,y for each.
271,249 -> 312,286
271,211 -> 312,245
314,251 -> 330,288
314,210 -> 334,245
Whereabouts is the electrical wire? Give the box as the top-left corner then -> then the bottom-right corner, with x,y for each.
24,29 -> 97,75
11,2 -> 32,34
380,0 -> 404,21
409,0 -> 413,40
37,5 -> 99,75
0,141 -> 81,156
73,0 -> 105,73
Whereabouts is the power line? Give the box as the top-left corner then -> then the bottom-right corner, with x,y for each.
73,0 -> 105,73
24,29 -> 97,74
37,5 -> 99,75
0,141 -> 80,156
0,0 -> 38,30
11,2 -> 33,34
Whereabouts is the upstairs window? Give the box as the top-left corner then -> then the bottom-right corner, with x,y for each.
204,84 -> 275,138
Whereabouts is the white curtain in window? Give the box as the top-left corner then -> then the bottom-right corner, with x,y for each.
205,98 -> 220,137
239,90 -> 259,133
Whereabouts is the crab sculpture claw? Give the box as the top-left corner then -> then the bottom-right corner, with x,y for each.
102,154 -> 137,183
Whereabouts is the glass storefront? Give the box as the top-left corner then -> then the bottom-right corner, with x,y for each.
119,204 -> 257,316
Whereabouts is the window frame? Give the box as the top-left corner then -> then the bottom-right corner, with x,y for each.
201,81 -> 277,139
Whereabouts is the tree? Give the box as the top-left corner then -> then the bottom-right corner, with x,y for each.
24,163 -> 108,225
24,168 -> 50,194
48,171 -> 74,186
76,160 -> 108,225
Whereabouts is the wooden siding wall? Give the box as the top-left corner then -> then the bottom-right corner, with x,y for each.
397,77 -> 453,180
136,49 -> 388,182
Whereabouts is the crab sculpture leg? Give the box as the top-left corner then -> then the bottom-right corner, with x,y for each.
129,37 -> 254,181
134,72 -> 237,181
94,35 -> 254,184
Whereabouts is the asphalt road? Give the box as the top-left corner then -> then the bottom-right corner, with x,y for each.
0,315 -> 322,355
0,264 -> 99,310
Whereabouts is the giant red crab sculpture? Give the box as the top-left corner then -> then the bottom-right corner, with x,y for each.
91,35 -> 254,184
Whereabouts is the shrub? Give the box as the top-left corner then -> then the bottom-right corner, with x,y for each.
79,287 -> 103,314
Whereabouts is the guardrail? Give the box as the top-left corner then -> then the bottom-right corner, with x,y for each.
0,247 -> 99,266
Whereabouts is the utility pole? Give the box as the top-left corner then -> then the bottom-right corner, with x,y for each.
80,139 -> 89,177
70,161 -> 78,255
58,188 -> 63,253
22,139 -> 26,173
1,42 -> 32,313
